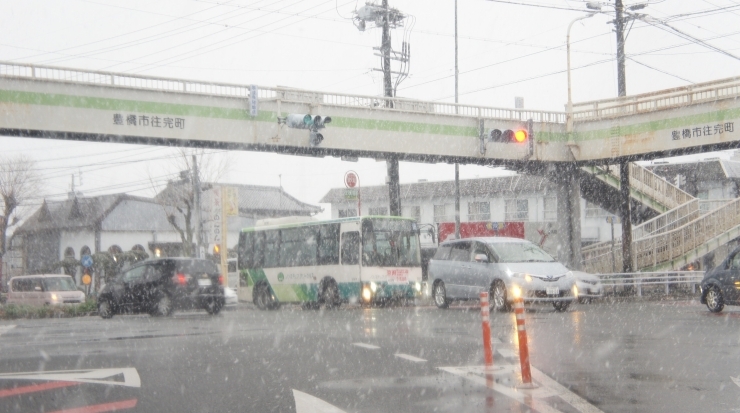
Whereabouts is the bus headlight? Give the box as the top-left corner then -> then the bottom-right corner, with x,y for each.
414,282 -> 421,292
370,282 -> 377,293
362,286 -> 372,302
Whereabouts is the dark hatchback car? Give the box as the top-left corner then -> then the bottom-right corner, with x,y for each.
97,258 -> 225,318
701,246 -> 740,312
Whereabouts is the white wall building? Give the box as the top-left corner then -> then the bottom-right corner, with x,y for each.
320,175 -> 620,258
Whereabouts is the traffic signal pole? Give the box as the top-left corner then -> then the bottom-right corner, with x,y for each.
454,0 -> 461,239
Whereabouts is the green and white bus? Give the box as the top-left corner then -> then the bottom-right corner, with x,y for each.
237,216 -> 423,310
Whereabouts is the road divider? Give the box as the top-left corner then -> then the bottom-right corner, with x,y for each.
513,296 -> 535,388
479,291 -> 495,394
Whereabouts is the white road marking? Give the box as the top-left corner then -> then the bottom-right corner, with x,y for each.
439,365 -> 605,413
351,343 -> 380,350
394,353 -> 427,363
0,325 -> 16,337
0,368 -> 141,388
497,348 -> 518,358
731,376 -> 740,388
293,389 -> 347,413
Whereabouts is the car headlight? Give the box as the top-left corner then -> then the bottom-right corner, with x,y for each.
51,293 -> 58,301
370,282 -> 377,292
511,285 -> 522,299
572,285 -> 579,298
524,274 -> 532,283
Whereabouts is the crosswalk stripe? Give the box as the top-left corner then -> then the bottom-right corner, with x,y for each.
351,343 -> 380,350
394,353 -> 427,363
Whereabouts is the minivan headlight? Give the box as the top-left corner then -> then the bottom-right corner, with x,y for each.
50,293 -> 58,301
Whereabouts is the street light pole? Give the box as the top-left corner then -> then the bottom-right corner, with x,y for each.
566,13 -> 595,134
454,0 -> 461,240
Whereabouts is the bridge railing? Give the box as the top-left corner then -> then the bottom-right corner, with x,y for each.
0,60 -> 566,123
699,199 -> 733,214
572,75 -> 740,121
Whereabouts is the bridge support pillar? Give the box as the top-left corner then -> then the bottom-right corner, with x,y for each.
554,164 -> 582,270
387,156 -> 401,216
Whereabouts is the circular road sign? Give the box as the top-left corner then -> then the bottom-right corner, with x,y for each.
81,255 -> 93,268
344,171 -> 358,188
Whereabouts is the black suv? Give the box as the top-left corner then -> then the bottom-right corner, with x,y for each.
97,258 -> 225,318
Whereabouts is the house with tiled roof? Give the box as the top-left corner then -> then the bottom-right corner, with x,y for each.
11,183 -> 321,278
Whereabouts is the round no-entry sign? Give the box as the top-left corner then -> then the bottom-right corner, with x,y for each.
344,171 -> 358,188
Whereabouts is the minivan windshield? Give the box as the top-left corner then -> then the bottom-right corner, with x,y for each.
43,277 -> 77,292
488,242 -> 555,263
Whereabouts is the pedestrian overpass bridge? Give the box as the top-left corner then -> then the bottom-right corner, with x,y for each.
2,60 -> 740,272
1,60 -> 740,165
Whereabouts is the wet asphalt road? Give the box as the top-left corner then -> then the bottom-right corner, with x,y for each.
0,299 -> 738,413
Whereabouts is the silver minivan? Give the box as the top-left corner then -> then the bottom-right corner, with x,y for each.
6,274 -> 85,306
428,237 -> 577,312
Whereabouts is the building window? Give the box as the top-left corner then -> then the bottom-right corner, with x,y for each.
402,206 -> 421,222
368,207 -> 388,216
433,204 -> 454,223
338,209 -> 357,218
468,201 -> 491,221
585,201 -> 609,218
543,197 -> 557,221
505,199 -> 529,221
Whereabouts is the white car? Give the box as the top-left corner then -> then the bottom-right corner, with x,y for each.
224,287 -> 238,308
572,271 -> 603,303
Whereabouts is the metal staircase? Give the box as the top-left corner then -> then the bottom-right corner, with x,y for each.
581,165 -> 740,272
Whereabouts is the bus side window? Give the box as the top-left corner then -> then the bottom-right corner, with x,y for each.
264,230 -> 280,268
340,232 -> 360,265
253,232 -> 265,268
238,232 -> 254,269
319,224 -> 340,265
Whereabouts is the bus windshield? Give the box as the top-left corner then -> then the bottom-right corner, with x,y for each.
361,218 -> 421,267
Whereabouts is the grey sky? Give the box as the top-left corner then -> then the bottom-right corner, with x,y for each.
2,0 -> 740,218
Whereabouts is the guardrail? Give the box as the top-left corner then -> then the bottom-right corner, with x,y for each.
699,199 -> 732,214
572,75 -> 740,121
0,60 -> 566,123
597,271 -> 704,296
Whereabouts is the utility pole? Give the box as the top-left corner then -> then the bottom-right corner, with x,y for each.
614,0 -> 632,272
454,0 -> 461,239
192,155 -> 202,259
382,0 -> 401,216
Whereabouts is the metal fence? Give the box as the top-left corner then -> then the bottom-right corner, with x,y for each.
597,271 -> 704,296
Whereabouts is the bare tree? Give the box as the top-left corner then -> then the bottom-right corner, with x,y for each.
0,155 -> 40,279
151,149 -> 230,257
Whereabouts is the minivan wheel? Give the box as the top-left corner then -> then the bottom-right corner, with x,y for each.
491,280 -> 509,312
705,285 -> 724,313
98,300 -> 113,319
152,294 -> 173,317
432,281 -> 449,309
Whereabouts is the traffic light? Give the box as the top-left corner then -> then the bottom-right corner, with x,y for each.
213,245 -> 221,262
281,114 -> 332,147
489,128 -> 528,143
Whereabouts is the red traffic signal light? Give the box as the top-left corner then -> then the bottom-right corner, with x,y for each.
490,129 -> 529,143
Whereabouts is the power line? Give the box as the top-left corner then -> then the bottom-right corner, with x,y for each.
484,0 -> 587,12
627,57 -> 694,84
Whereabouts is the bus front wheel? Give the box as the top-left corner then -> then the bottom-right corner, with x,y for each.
254,283 -> 279,311
320,278 -> 341,310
